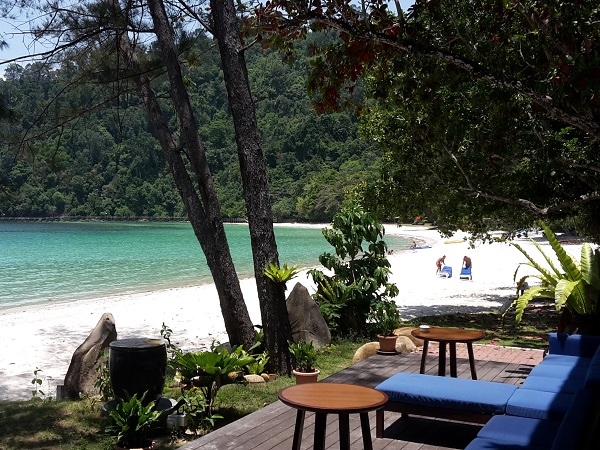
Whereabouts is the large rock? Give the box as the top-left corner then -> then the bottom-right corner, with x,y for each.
286,283 -> 331,347
64,313 -> 117,399
395,327 -> 424,347
352,337 -> 417,364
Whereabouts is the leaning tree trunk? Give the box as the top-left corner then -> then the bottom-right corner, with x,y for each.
211,0 -> 293,374
113,0 -> 255,348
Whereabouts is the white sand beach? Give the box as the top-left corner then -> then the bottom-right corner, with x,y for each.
0,225 -> 584,401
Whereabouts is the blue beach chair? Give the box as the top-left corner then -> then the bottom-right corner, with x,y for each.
460,267 -> 472,280
439,266 -> 453,278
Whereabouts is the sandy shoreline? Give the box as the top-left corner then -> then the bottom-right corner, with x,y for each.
0,224 -> 582,401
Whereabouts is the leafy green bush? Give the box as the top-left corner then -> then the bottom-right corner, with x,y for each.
309,201 -> 398,336
172,345 -> 255,412
104,392 -> 162,449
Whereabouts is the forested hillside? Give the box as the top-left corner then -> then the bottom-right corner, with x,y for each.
0,32 -> 380,222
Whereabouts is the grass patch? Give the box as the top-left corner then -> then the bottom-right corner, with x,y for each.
0,309 -> 557,449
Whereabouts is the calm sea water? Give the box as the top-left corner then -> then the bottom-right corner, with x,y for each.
0,221 -> 409,309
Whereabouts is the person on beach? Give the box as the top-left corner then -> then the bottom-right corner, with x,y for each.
463,255 -> 472,269
410,241 -> 417,249
436,255 -> 446,274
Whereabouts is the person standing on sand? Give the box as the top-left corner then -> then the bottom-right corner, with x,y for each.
436,255 -> 446,274
463,255 -> 472,269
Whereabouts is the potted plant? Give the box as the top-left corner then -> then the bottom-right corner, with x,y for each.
288,340 -> 320,384
104,392 -> 162,450
369,300 -> 401,353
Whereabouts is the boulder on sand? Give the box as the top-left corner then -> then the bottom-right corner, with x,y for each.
64,313 -> 117,399
286,283 -> 331,347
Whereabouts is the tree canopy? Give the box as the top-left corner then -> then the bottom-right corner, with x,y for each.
255,0 -> 600,241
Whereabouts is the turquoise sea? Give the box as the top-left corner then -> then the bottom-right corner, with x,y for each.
0,221 -> 409,310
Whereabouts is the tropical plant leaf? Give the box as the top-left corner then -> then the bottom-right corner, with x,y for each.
540,222 -> 581,281
504,285 -> 549,323
555,279 -> 587,313
512,247 -> 556,287
581,244 -> 600,290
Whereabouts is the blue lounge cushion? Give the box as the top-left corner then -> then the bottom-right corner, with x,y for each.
591,346 -> 600,366
584,364 -> 600,391
548,332 -> 600,358
520,374 -> 584,394
539,353 -> 592,368
465,437 -> 547,450
550,389 -> 596,450
477,415 -> 558,447
529,363 -> 589,381
506,389 -> 573,420
375,373 -> 517,414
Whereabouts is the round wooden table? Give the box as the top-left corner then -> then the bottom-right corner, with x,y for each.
412,327 -> 485,379
278,383 -> 388,450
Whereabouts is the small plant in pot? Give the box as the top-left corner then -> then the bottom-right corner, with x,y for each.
369,300 -> 401,353
104,392 -> 162,450
288,340 -> 320,384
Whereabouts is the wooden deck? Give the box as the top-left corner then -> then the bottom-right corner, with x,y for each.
179,350 -> 537,450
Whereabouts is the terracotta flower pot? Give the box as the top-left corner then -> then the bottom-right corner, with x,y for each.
292,369 -> 320,384
377,334 -> 398,353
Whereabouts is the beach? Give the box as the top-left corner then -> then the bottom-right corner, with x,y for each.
0,225 -> 582,401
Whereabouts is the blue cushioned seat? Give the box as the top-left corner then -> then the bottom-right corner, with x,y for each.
548,332 -> 600,357
375,373 -> 517,414
465,437 -> 547,450
520,374 -> 584,394
539,353 -> 592,367
506,389 -> 573,420
528,363 -> 589,381
476,415 -> 558,447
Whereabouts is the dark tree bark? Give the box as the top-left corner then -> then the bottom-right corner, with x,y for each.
113,0 -> 255,349
210,0 -> 293,373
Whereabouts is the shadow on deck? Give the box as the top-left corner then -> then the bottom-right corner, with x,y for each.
179,350 -> 536,450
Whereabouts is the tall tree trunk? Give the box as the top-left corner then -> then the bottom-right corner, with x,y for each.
211,0 -> 293,373
112,0 -> 255,348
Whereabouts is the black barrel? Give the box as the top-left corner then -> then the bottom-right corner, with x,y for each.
109,338 -> 167,404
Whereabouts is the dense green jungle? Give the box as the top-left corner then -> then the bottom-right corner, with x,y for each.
0,32 -> 378,222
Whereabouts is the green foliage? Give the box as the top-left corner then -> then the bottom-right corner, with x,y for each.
178,388 -> 223,436
172,345 -> 256,412
104,392 -> 162,449
309,201 -> 398,335
94,352 -> 113,402
288,340 -> 318,373
246,351 -> 270,376
263,262 -> 300,284
0,32 -> 378,224
505,222 -> 600,326
254,0 -> 600,242
30,367 -> 48,402
368,300 -> 401,336
312,276 -> 351,333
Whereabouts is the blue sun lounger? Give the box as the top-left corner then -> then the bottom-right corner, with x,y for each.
460,267 -> 472,280
439,266 -> 452,278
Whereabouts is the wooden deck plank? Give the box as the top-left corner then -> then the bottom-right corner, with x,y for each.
179,351 -> 536,450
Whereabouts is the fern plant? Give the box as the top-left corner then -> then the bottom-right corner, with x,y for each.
505,222 -> 600,326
